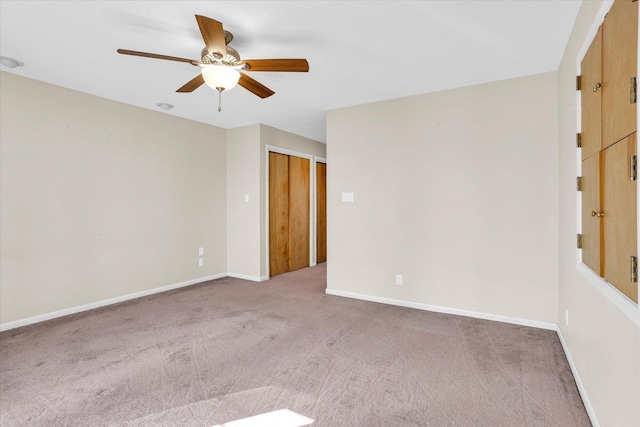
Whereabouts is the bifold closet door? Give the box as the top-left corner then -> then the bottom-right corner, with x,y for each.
269,152 -> 310,277
269,152 -> 290,277
316,162 -> 327,263
288,156 -> 310,271
602,133 -> 637,302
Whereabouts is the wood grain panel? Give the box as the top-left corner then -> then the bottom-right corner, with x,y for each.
316,162 -> 327,263
580,28 -> 602,161
269,152 -> 289,277
602,133 -> 637,302
581,153 -> 602,275
602,0 -> 638,149
288,156 -> 310,272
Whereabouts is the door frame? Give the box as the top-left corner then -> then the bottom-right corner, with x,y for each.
314,157 -> 327,266
265,145 -> 314,278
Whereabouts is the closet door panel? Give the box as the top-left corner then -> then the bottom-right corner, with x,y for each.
316,162 -> 327,263
288,156 -> 310,271
581,28 -> 602,161
581,153 -> 602,275
602,0 -> 638,149
602,133 -> 637,302
269,152 -> 290,277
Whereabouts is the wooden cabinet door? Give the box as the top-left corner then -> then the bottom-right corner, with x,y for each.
582,153 -> 602,275
602,133 -> 637,302
581,27 -> 602,161
269,152 -> 290,277
288,156 -> 310,271
316,162 -> 327,263
602,0 -> 638,150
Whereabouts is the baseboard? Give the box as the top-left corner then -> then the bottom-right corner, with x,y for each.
324,289 -> 557,330
0,273 -> 227,332
555,326 -> 600,427
227,273 -> 269,282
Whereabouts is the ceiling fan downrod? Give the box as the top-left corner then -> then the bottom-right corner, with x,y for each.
216,87 -> 224,112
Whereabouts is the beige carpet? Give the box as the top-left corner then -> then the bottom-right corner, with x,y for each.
0,263 -> 590,426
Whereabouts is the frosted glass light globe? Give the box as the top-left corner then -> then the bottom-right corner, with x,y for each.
201,64 -> 240,91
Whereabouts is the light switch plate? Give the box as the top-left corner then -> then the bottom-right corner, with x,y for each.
341,192 -> 354,202
244,194 -> 249,203
198,247 -> 204,256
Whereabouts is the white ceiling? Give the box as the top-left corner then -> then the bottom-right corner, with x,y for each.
0,1 -> 581,143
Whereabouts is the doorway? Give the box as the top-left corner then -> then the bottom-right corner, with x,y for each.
268,151 -> 311,277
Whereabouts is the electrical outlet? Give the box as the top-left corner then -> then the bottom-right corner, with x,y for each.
396,274 -> 403,286
199,258 -> 204,267
565,309 -> 569,326
198,247 -> 204,257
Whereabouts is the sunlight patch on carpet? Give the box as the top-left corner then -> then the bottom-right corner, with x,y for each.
212,409 -> 314,427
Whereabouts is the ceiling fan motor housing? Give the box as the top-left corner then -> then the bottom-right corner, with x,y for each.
201,30 -> 240,64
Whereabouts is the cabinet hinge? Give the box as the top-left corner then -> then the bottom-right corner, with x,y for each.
631,256 -> 638,283
631,77 -> 637,104
632,155 -> 638,181
576,133 -> 582,148
577,176 -> 583,191
576,76 -> 582,91
577,234 -> 583,249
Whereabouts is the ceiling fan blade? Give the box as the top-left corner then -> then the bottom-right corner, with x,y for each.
243,59 -> 309,72
238,73 -> 275,98
176,74 -> 205,93
195,15 -> 227,59
117,49 -> 197,64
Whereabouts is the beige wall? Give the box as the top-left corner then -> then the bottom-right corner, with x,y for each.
557,1 -> 640,426
226,123 -> 325,280
326,72 -> 559,323
0,72 -> 228,324
227,125 -> 262,279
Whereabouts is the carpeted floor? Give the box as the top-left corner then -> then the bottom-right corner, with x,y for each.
0,264 -> 590,426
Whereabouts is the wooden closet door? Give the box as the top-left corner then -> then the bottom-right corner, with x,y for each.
582,153 -> 602,275
602,133 -> 637,302
269,152 -> 290,277
602,0 -> 637,150
316,162 -> 327,263
581,27 -> 602,161
288,156 -> 310,271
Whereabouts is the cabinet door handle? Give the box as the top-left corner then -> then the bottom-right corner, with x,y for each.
593,82 -> 603,92
591,211 -> 605,217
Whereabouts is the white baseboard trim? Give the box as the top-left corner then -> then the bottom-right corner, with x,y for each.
227,273 -> 269,282
555,326 -> 600,427
0,273 -> 227,332
325,289 -> 557,330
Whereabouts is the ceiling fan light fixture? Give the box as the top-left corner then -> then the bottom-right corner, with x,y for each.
201,64 -> 240,91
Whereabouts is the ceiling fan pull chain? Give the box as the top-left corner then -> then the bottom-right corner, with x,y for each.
217,88 -> 222,112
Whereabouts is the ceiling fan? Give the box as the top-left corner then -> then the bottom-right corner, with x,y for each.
117,15 -> 309,111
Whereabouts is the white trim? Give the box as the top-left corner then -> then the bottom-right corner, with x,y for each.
265,145 -> 315,279
576,263 -> 639,325
556,326 -> 601,427
312,156 -> 327,266
324,289 -> 557,330
0,273 -> 227,332
227,273 -> 269,282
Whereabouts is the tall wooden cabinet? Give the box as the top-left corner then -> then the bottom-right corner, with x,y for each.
579,0 -> 638,303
